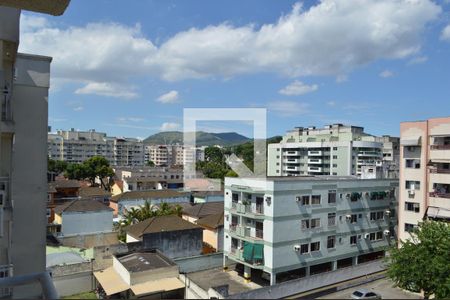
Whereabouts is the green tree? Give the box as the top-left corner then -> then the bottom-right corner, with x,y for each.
386,220 -> 450,299
64,163 -> 88,180
83,156 -> 115,190
205,146 -> 224,163
146,160 -> 155,167
48,159 -> 68,174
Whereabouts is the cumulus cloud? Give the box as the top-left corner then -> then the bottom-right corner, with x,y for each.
160,122 -> 180,131
156,90 -> 179,103
279,80 -> 318,96
440,24 -> 450,41
19,0 -> 441,89
75,82 -> 138,99
117,117 -> 145,123
267,100 -> 309,116
379,70 -> 394,78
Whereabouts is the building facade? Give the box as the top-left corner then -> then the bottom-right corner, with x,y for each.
267,124 -> 399,178
0,2 -> 69,297
223,176 -> 398,285
398,117 -> 450,241
144,144 -> 205,167
48,129 -> 144,166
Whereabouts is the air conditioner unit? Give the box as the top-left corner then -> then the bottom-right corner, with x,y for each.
293,245 -> 301,252
408,189 -> 415,196
345,214 -> 352,221
384,230 -> 390,236
385,210 -> 391,216
364,233 -> 370,239
295,196 -> 301,202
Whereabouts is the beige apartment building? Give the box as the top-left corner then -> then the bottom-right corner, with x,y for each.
0,0 -> 70,297
144,144 -> 205,166
399,117 -> 450,241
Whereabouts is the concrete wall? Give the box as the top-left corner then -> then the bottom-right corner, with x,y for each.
174,252 -> 223,273
49,261 -> 94,297
143,229 -> 203,259
61,210 -> 113,236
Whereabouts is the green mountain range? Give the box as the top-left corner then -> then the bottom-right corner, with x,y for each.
143,131 -> 251,146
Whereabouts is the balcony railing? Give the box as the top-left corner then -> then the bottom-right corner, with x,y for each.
255,229 -> 263,239
429,192 -> 450,199
429,169 -> 450,174
430,145 -> 450,150
0,271 -> 58,299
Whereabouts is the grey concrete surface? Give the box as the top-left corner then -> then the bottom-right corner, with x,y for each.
318,278 -> 422,299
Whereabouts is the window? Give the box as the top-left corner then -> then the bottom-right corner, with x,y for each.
311,218 -> 321,228
328,213 -> 336,227
405,159 -> 420,169
376,231 -> 383,240
333,155 -> 338,159
232,193 -> 239,202
46,209 -> 51,218
405,223 -> 416,233
328,190 -> 336,204
350,235 -> 357,245
310,241 -> 320,252
311,195 -> 321,205
405,180 -> 420,190
301,220 -> 310,230
332,164 -> 337,167
333,147 -> 338,150
370,211 -> 384,221
350,214 -> 358,223
369,232 -> 376,241
405,202 -> 420,213
301,195 -> 310,206
327,236 -> 336,249
300,243 -> 309,254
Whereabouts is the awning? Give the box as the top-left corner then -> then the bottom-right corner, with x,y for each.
253,244 -> 264,260
94,267 -> 129,296
426,206 -> 450,220
400,136 -> 421,146
130,277 -> 184,296
243,242 -> 254,261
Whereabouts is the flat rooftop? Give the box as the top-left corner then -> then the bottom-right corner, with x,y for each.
116,251 -> 176,273
226,175 -> 388,182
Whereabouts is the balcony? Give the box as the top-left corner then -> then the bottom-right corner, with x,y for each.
308,158 -> 322,164
308,150 -> 322,156
284,151 -> 300,156
0,270 -> 58,299
284,158 -> 299,164
429,192 -> 450,199
308,166 -> 322,173
430,145 -> 450,161
284,166 -> 299,172
357,151 -> 382,157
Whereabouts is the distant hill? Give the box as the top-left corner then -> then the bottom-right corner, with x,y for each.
143,131 -> 251,146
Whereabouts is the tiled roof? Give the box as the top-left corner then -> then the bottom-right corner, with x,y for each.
126,215 -> 202,239
196,213 -> 224,229
182,202 -> 224,218
54,199 -> 113,214
111,190 -> 190,202
79,187 -> 111,198
48,180 -> 81,190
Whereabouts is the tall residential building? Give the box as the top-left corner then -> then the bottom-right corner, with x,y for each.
0,1 -> 69,297
48,129 -> 144,166
267,124 -> 399,178
223,176 -> 398,285
398,117 -> 450,241
144,144 -> 205,166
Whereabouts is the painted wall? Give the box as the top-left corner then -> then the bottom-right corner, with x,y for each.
142,229 -> 203,259
60,211 -> 113,236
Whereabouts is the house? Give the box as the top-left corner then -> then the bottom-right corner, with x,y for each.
192,191 -> 224,203
94,250 -> 184,299
54,199 -> 114,237
125,215 -> 203,259
182,201 -> 224,223
110,190 -> 191,217
196,213 -> 224,252
78,187 -> 112,204
223,176 -> 398,285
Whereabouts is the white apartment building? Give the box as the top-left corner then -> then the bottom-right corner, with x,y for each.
48,129 -> 144,166
223,176 -> 398,285
0,1 -> 69,297
144,144 -> 205,166
398,117 -> 450,241
268,124 -> 399,179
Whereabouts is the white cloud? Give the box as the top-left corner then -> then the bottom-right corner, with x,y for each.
379,70 -> 394,78
73,106 -> 84,111
408,56 -> 428,65
117,117 -> 145,123
327,101 -> 336,107
267,100 -> 309,116
160,122 -> 180,131
75,82 -> 138,99
440,24 -> 450,41
19,0 -> 440,87
156,90 -> 179,104
279,80 -> 318,96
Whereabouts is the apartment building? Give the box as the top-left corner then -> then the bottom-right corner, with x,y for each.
48,129 -> 144,166
144,144 -> 205,166
398,117 -> 450,241
0,1 -> 70,297
223,176 -> 398,285
267,124 -> 399,178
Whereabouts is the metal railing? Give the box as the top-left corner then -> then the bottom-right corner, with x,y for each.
429,192 -> 450,199
430,144 -> 450,150
255,229 -> 264,239
429,169 -> 450,174
0,271 -> 58,299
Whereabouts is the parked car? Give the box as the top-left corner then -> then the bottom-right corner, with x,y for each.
351,289 -> 382,299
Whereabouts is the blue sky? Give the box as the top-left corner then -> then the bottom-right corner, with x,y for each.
18,0 -> 450,139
